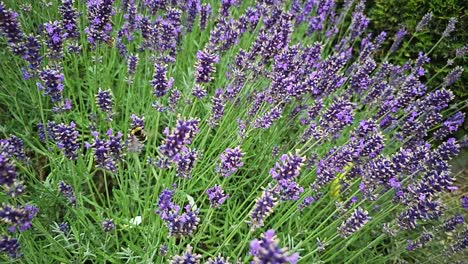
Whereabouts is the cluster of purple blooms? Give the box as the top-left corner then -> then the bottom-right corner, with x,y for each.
205,185 -> 229,208
85,129 -> 124,172
85,0 -> 114,46
0,135 -> 35,258
250,229 -> 299,264
58,181 -> 76,206
101,219 -> 115,232
155,187 -> 200,238
216,146 -> 244,177
0,0 -> 466,262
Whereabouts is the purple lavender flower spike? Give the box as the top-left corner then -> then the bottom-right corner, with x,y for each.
59,0 -> 79,39
389,27 -> 407,54
250,229 -> 299,264
22,34 -> 42,71
199,3 -> 211,30
270,152 -> 305,181
101,219 -> 115,232
168,88 -> 181,112
206,185 -> 229,208
170,245 -> 201,264
443,66 -> 463,88
443,215 -> 464,231
0,135 -> 27,161
442,17 -> 457,38
174,148 -> 198,178
298,193 -> 322,211
461,196 -> 468,209
248,187 -> 277,229
338,207 -> 370,238
0,235 -> 20,258
159,117 -> 200,160
276,179 -> 304,201
455,45 -> 468,58
0,204 -> 38,232
434,112 -> 465,140
155,187 -> 200,237
159,244 -> 168,256
85,0 -> 115,46
406,232 -> 433,251
58,181 -> 76,206
95,89 -> 113,121
415,12 -> 432,32
38,68 -> 64,103
88,132 -> 112,170
0,2 -> 25,55
151,63 -> 174,97
209,89 -> 225,128
206,255 -> 231,264
216,146 -> 244,177
195,49 -> 219,84
319,97 -> 354,138
51,122 -> 80,160
192,84 -> 207,99
253,105 -> 284,129
44,21 -> 65,59
185,0 -> 200,33
127,54 -> 139,76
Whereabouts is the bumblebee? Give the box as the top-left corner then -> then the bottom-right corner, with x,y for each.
130,126 -> 147,143
106,36 -> 114,47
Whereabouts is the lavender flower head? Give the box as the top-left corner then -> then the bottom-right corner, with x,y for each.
443,215 -> 464,231
338,207 -> 370,238
159,117 -> 200,160
195,49 -> 219,83
127,53 -> 139,76
101,219 -> 115,232
209,89 -> 225,128
58,181 -> 76,206
461,196 -> 468,209
0,235 -> 20,258
192,84 -> 207,99
50,122 -> 81,160
0,2 -> 25,55
442,17 -> 457,38
155,187 -> 200,237
0,204 -> 38,232
270,152 -> 305,181
151,63 -> 174,97
0,134 -> 27,161
249,229 -> 299,264
415,12 -> 432,32
85,0 -> 115,46
389,27 -> 407,53
86,130 -> 123,172
44,20 -> 64,59
248,187 -> 277,229
96,88 -> 113,120
206,255 -> 231,264
174,148 -> 198,178
216,146 -> 244,177
276,179 -> 304,201
59,0 -> 79,39
199,3 -> 211,30
170,245 -> 201,264
37,68 -> 64,103
443,66 -> 463,88
206,185 -> 229,208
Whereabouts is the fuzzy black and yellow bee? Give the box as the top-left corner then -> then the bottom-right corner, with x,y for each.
106,36 -> 114,47
130,126 -> 147,143
126,126 -> 147,153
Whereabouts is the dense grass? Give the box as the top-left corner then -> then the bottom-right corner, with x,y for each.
0,0 -> 467,263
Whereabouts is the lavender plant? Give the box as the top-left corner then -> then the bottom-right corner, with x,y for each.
0,0 -> 466,263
